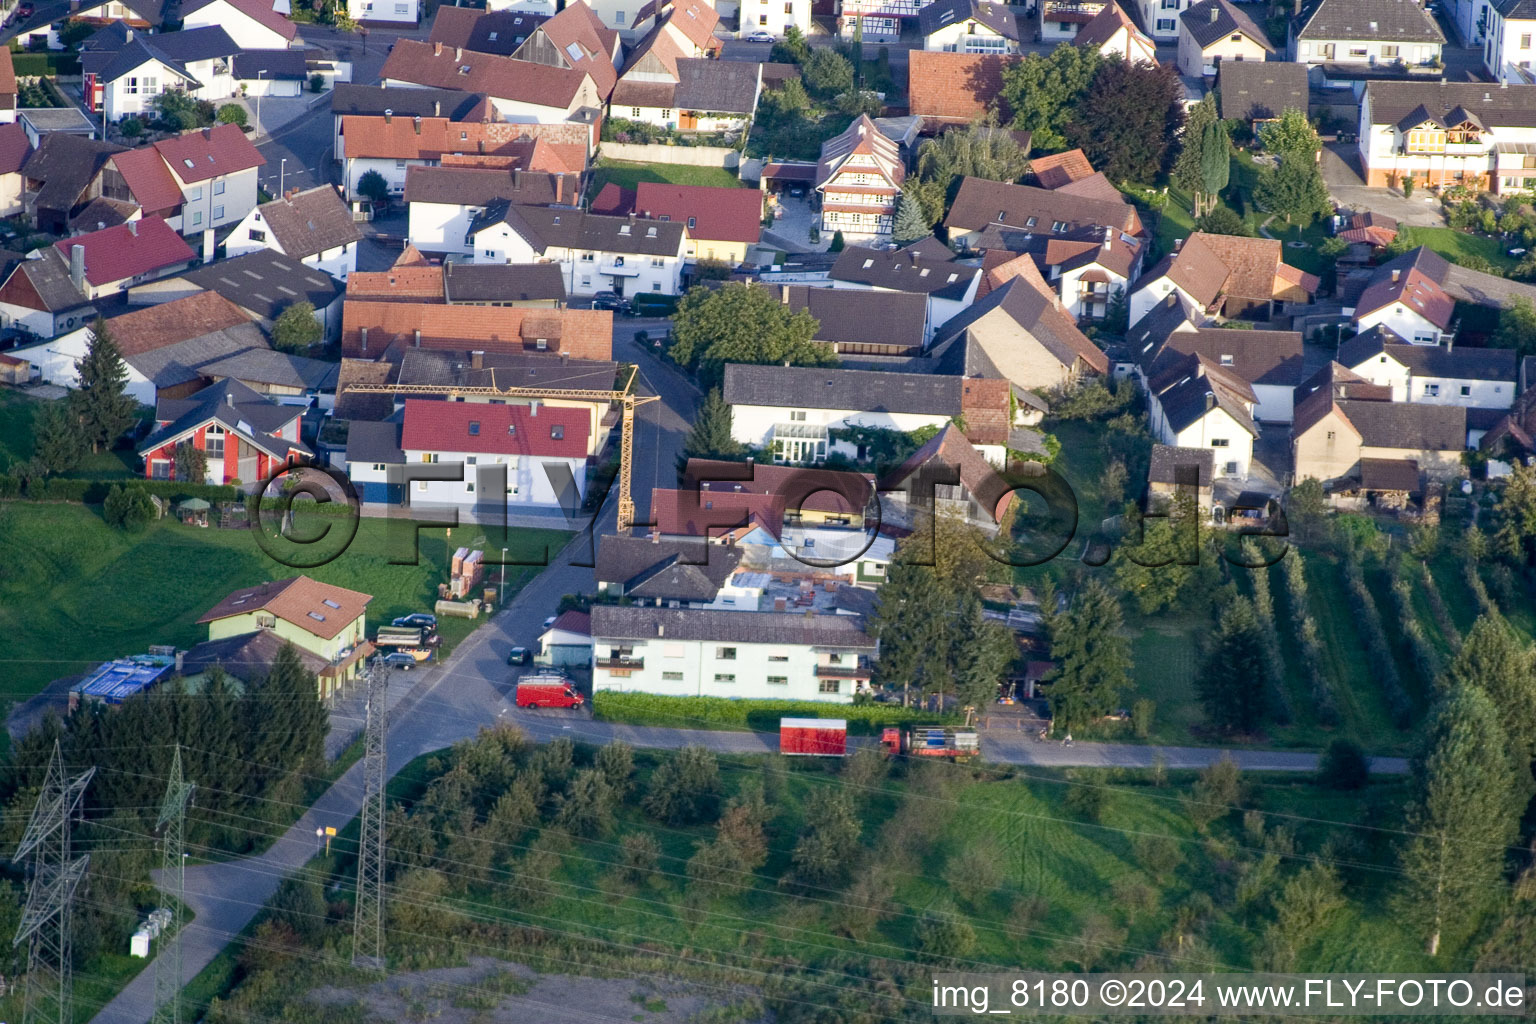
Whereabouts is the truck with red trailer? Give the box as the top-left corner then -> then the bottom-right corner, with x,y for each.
779,718 -> 848,756
881,727 -> 980,761
514,674 -> 585,709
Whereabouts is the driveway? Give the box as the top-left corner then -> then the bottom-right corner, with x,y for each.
1321,143 -> 1449,226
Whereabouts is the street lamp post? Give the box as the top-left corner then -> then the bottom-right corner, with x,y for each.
254,71 -> 264,137
500,546 -> 508,606
280,157 -> 287,196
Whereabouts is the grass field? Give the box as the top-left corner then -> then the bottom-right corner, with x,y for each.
1396,226 -> 1521,274
0,501 -> 571,710
588,159 -> 745,198
0,389 -> 143,478
192,741 -> 1438,1022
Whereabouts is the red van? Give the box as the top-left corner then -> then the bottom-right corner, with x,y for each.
515,676 -> 585,709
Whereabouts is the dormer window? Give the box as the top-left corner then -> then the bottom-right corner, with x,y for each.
647,226 -> 657,237
1025,216 -> 1037,228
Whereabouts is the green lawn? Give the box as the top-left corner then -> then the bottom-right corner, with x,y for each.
1395,226 -> 1521,274
0,389 -> 147,479
588,159 -> 745,198
0,501 -> 571,707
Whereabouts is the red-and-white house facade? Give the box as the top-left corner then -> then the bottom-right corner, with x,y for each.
137,378 -> 313,485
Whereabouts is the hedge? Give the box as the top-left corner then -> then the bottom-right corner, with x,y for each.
590,691 -> 957,735
629,292 -> 679,316
0,476 -> 242,504
11,52 -> 81,77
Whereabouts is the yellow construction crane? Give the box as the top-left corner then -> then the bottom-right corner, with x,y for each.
344,366 -> 660,531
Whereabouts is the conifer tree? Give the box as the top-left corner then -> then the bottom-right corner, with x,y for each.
892,190 -> 931,245
681,388 -> 745,464
1044,578 -> 1130,733
1196,594 -> 1270,734
71,318 -> 139,453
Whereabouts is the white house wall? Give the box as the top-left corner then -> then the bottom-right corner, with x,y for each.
398,448 -> 587,506
13,328 -> 157,404
1354,304 -> 1443,344
591,635 -> 861,702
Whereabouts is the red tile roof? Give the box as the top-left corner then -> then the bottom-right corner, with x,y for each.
590,182 -> 636,215
54,217 -> 194,287
634,182 -> 761,244
155,124 -> 265,185
341,115 -> 586,173
382,39 -> 593,108
346,266 -> 446,301
907,50 -> 1021,123
198,575 -> 371,640
107,290 -> 252,357
1030,149 -> 1094,188
341,300 -> 613,360
109,145 -> 185,217
400,398 -> 589,457
534,0 -> 621,96
0,122 -> 30,176
0,49 -> 16,99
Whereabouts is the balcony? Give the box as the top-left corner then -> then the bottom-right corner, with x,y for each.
816,662 -> 870,679
599,259 -> 641,277
597,656 -> 644,670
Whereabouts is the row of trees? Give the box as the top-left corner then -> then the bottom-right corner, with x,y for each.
27,319 -> 138,479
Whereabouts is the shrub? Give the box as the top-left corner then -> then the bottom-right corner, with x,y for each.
120,117 -> 145,138
943,844 -> 1002,906
103,484 -> 156,531
216,104 -> 248,127
642,745 -> 721,825
1317,739 -> 1369,790
310,72 -> 325,93
916,898 -> 975,960
616,832 -> 661,886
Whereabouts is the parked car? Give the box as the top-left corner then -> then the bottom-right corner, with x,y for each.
543,615 -> 558,629
393,613 -> 437,629
744,30 -> 775,42
399,646 -> 435,662
786,184 -> 807,198
507,646 -> 532,666
381,652 -> 417,670
515,675 -> 584,709
17,3 -> 34,18
590,291 -> 632,315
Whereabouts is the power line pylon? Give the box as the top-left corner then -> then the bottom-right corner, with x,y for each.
352,655 -> 387,970
152,746 -> 195,1024
12,741 -> 94,1024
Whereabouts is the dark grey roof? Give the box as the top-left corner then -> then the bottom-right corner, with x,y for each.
22,134 -> 125,217
1366,82 -> 1536,131
123,322 -> 267,388
254,185 -> 362,261
68,197 -> 139,234
179,251 -> 344,320
1338,330 -> 1518,382
1523,355 -> 1536,392
829,245 -> 976,299
783,285 -> 928,351
918,0 -> 1021,38
673,58 -> 761,113
232,49 -> 308,81
595,535 -> 743,600
331,84 -> 491,122
1495,0 -> 1536,17
196,347 -> 341,390
181,629 -> 329,682
1338,399 -> 1466,449
1440,261 -> 1536,311
1218,60 -> 1308,121
1148,443 -> 1214,487
1157,372 -> 1258,436
1181,0 -> 1274,49
1144,326 -> 1306,389
404,165 -> 573,208
73,0 -> 168,25
7,250 -> 90,313
471,202 -> 686,257
345,419 -> 405,465
1295,0 -> 1445,43
394,348 -> 617,391
588,605 -> 876,647
442,261 -> 567,303
431,8 -> 549,54
723,362 -> 963,414
95,27 -> 239,85
140,377 -> 314,459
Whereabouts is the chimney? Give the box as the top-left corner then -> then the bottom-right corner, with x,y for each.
470,349 -> 483,369
384,109 -> 393,124
174,650 -> 183,673
202,226 -> 214,263
1102,225 -> 1112,250
127,219 -> 137,236
1210,5 -> 1218,20
69,244 -> 85,291
227,392 -> 236,407
556,174 -> 564,204
530,401 -> 539,416
651,530 -> 660,543
434,99 -> 442,115
413,115 -> 422,135
780,284 -> 789,302
360,326 -> 369,353
1205,391 -> 1215,411
657,623 -> 665,636
1391,268 -> 1401,283
513,167 -> 522,188
477,139 -> 485,154
124,27 -> 133,40
414,328 -> 422,347
455,47 -> 463,61
434,41 -> 443,55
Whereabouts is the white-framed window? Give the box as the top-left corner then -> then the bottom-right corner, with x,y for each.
1460,385 -> 1471,396
819,679 -> 839,694
1210,438 -> 1229,447
662,670 -> 683,680
661,109 -> 672,119
191,211 -> 203,226
716,646 -> 737,660
789,410 -> 807,421
395,2 -> 407,10
204,423 -> 225,457
1424,383 -> 1440,396
213,205 -> 224,220
714,673 -> 736,683
416,480 -> 428,491
187,186 -> 203,201
631,106 -> 642,116
151,459 -> 170,479
213,180 -> 225,196
767,675 -> 788,685
1156,18 -> 1175,30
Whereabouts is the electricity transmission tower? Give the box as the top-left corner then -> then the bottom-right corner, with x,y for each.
352,656 -> 387,970
152,746 -> 195,1024
12,741 -> 94,1024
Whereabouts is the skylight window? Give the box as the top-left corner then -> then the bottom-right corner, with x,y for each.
862,258 -> 874,268
487,30 -> 498,39
308,611 -> 326,621
184,159 -> 195,169
619,224 -> 631,235
646,226 -> 657,237
565,41 -> 584,61
323,598 -> 341,609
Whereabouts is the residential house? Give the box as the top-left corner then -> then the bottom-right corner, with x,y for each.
150,251 -> 346,342
826,242 -> 981,341
927,270 -> 1111,390
1336,211 -> 1400,247
1145,354 -> 1259,477
611,53 -> 762,134
350,0 -> 419,26
815,114 -> 905,242
68,0 -> 168,30
974,220 -> 1144,321
1136,0 -> 1191,40
233,50 -> 312,98
180,0 -> 298,50
1480,362 -> 1536,454
1128,230 -> 1318,326
430,6 -> 548,53
196,575 -> 373,697
0,250 -> 97,336
836,0 -> 929,41
1486,0 -> 1536,83
346,252 -> 568,306
153,124 -> 266,236
1029,149 -> 1096,188
880,422 -> 1018,530
776,284 -> 929,358
906,51 -> 1020,127
83,26 -> 240,123
626,0 -> 722,52
1344,247 -> 1456,343
1337,326 -> 1518,408
138,377 -> 313,484
1291,361 -> 1468,486
178,629 -> 334,688
340,112 -> 585,198
722,362 -> 1018,466
329,84 -> 493,163
536,610 -> 592,669
588,605 -> 876,702
54,218 -> 196,302
507,0 -> 622,99
340,299 -> 612,358
595,535 -> 747,608
0,123 -> 31,217
1290,0 -> 1445,76
380,40 -> 606,123
1218,59 -> 1309,126
1128,292 -> 1306,421
629,182 -> 762,264
1042,0 -> 1107,39
1074,2 -> 1159,62
1357,80 -> 1536,192
942,175 -> 1144,251
466,202 -> 687,296
1177,0 -> 1274,78
1449,0 -> 1495,48
384,398 -> 589,510
21,133 -> 124,234
918,0 -> 1022,52
99,146 -> 186,227
1147,443 -> 1215,508
738,0 -> 812,37
343,420 -> 407,502
225,185 -> 363,281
